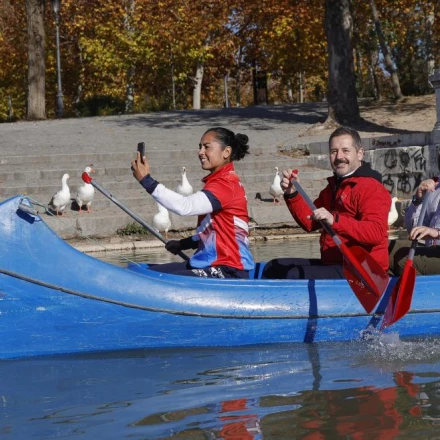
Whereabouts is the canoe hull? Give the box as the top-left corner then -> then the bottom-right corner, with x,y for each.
1,196 -> 439,359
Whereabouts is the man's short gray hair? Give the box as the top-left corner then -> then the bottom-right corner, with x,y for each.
329,126 -> 363,151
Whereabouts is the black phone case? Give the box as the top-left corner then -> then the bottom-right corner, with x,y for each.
137,142 -> 145,156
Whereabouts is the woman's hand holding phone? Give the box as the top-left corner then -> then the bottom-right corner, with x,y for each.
137,142 -> 146,163
132,141 -> 149,181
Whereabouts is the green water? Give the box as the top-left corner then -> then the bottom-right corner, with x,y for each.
90,236 -> 322,267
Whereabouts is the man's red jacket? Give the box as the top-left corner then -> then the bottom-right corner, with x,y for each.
286,162 -> 391,271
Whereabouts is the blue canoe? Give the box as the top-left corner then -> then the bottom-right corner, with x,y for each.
0,195 -> 439,359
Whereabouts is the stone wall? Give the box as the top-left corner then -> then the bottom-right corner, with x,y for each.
367,144 -> 439,198
308,132 -> 439,200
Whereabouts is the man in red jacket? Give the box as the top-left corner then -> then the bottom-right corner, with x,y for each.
262,126 -> 391,279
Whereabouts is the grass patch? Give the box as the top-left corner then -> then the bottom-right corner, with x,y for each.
117,222 -> 150,236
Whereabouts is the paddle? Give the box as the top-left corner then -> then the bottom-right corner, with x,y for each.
82,173 -> 190,261
290,176 -> 389,313
381,193 -> 430,329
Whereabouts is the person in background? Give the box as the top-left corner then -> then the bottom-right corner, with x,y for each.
262,126 -> 391,279
389,177 -> 440,275
131,127 -> 255,279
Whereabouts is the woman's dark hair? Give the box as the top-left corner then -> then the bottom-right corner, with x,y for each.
204,127 -> 250,161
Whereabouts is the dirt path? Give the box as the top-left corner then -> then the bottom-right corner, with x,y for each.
299,94 -> 436,141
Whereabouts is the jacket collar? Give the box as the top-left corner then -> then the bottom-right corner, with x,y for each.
328,161 -> 383,186
202,162 -> 235,183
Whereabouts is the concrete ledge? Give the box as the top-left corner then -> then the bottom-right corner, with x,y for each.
308,132 -> 432,155
71,231 -> 322,254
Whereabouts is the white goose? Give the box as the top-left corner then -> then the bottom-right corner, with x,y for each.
269,166 -> 283,203
76,165 -> 95,213
388,196 -> 399,227
153,203 -> 171,239
49,173 -> 71,217
176,166 -> 193,196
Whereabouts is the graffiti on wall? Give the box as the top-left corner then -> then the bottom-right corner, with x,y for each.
372,145 -> 438,196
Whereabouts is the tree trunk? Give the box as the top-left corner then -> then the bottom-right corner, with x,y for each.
355,48 -> 363,97
425,8 -> 435,80
298,71 -> 304,103
171,60 -> 176,110
235,69 -> 241,107
369,0 -> 403,100
125,66 -> 135,114
26,0 -> 46,120
235,46 -> 243,107
192,60 -> 204,110
369,51 -> 382,101
287,78 -> 293,103
223,74 -> 229,108
74,42 -> 84,116
8,95 -> 14,121
124,0 -> 135,113
325,0 -> 360,125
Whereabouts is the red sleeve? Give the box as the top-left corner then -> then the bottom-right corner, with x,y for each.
285,187 -> 329,232
332,180 -> 390,246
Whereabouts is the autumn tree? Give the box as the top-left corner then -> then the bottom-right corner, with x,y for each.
325,0 -> 360,125
0,1 -> 27,120
166,1 -> 236,110
389,0 -> 438,95
1,0 -> 439,121
353,0 -> 438,99
256,0 -> 327,103
369,0 -> 403,100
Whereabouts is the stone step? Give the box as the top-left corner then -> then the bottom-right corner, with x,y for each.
1,179 -> 142,197
0,131 -> 289,155
0,157 -> 314,181
21,181 -> 322,215
1,165 -> 329,198
0,145 -> 285,166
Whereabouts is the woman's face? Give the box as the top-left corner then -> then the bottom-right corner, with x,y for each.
198,131 -> 231,174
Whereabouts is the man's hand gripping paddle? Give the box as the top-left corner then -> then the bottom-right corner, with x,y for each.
290,170 -> 389,313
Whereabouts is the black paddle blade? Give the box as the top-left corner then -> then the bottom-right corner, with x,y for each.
381,261 -> 416,329
342,245 -> 389,313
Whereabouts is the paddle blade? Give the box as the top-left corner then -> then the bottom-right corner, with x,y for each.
381,260 -> 416,329
342,245 -> 389,313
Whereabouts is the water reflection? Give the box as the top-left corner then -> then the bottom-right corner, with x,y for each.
92,237 -> 322,267
91,230 -> 408,268
3,340 -> 440,439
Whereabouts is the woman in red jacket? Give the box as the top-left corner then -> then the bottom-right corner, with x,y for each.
131,127 -> 255,279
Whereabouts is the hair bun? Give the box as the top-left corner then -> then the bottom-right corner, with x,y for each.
235,133 -> 249,145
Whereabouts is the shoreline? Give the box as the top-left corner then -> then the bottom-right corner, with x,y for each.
69,229 -> 322,253
69,225 -> 405,254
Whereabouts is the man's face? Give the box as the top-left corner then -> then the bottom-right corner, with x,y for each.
329,134 -> 364,177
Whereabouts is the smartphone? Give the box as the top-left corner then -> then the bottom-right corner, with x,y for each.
137,142 -> 146,157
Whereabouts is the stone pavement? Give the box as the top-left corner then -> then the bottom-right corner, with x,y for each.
0,103 -> 351,240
